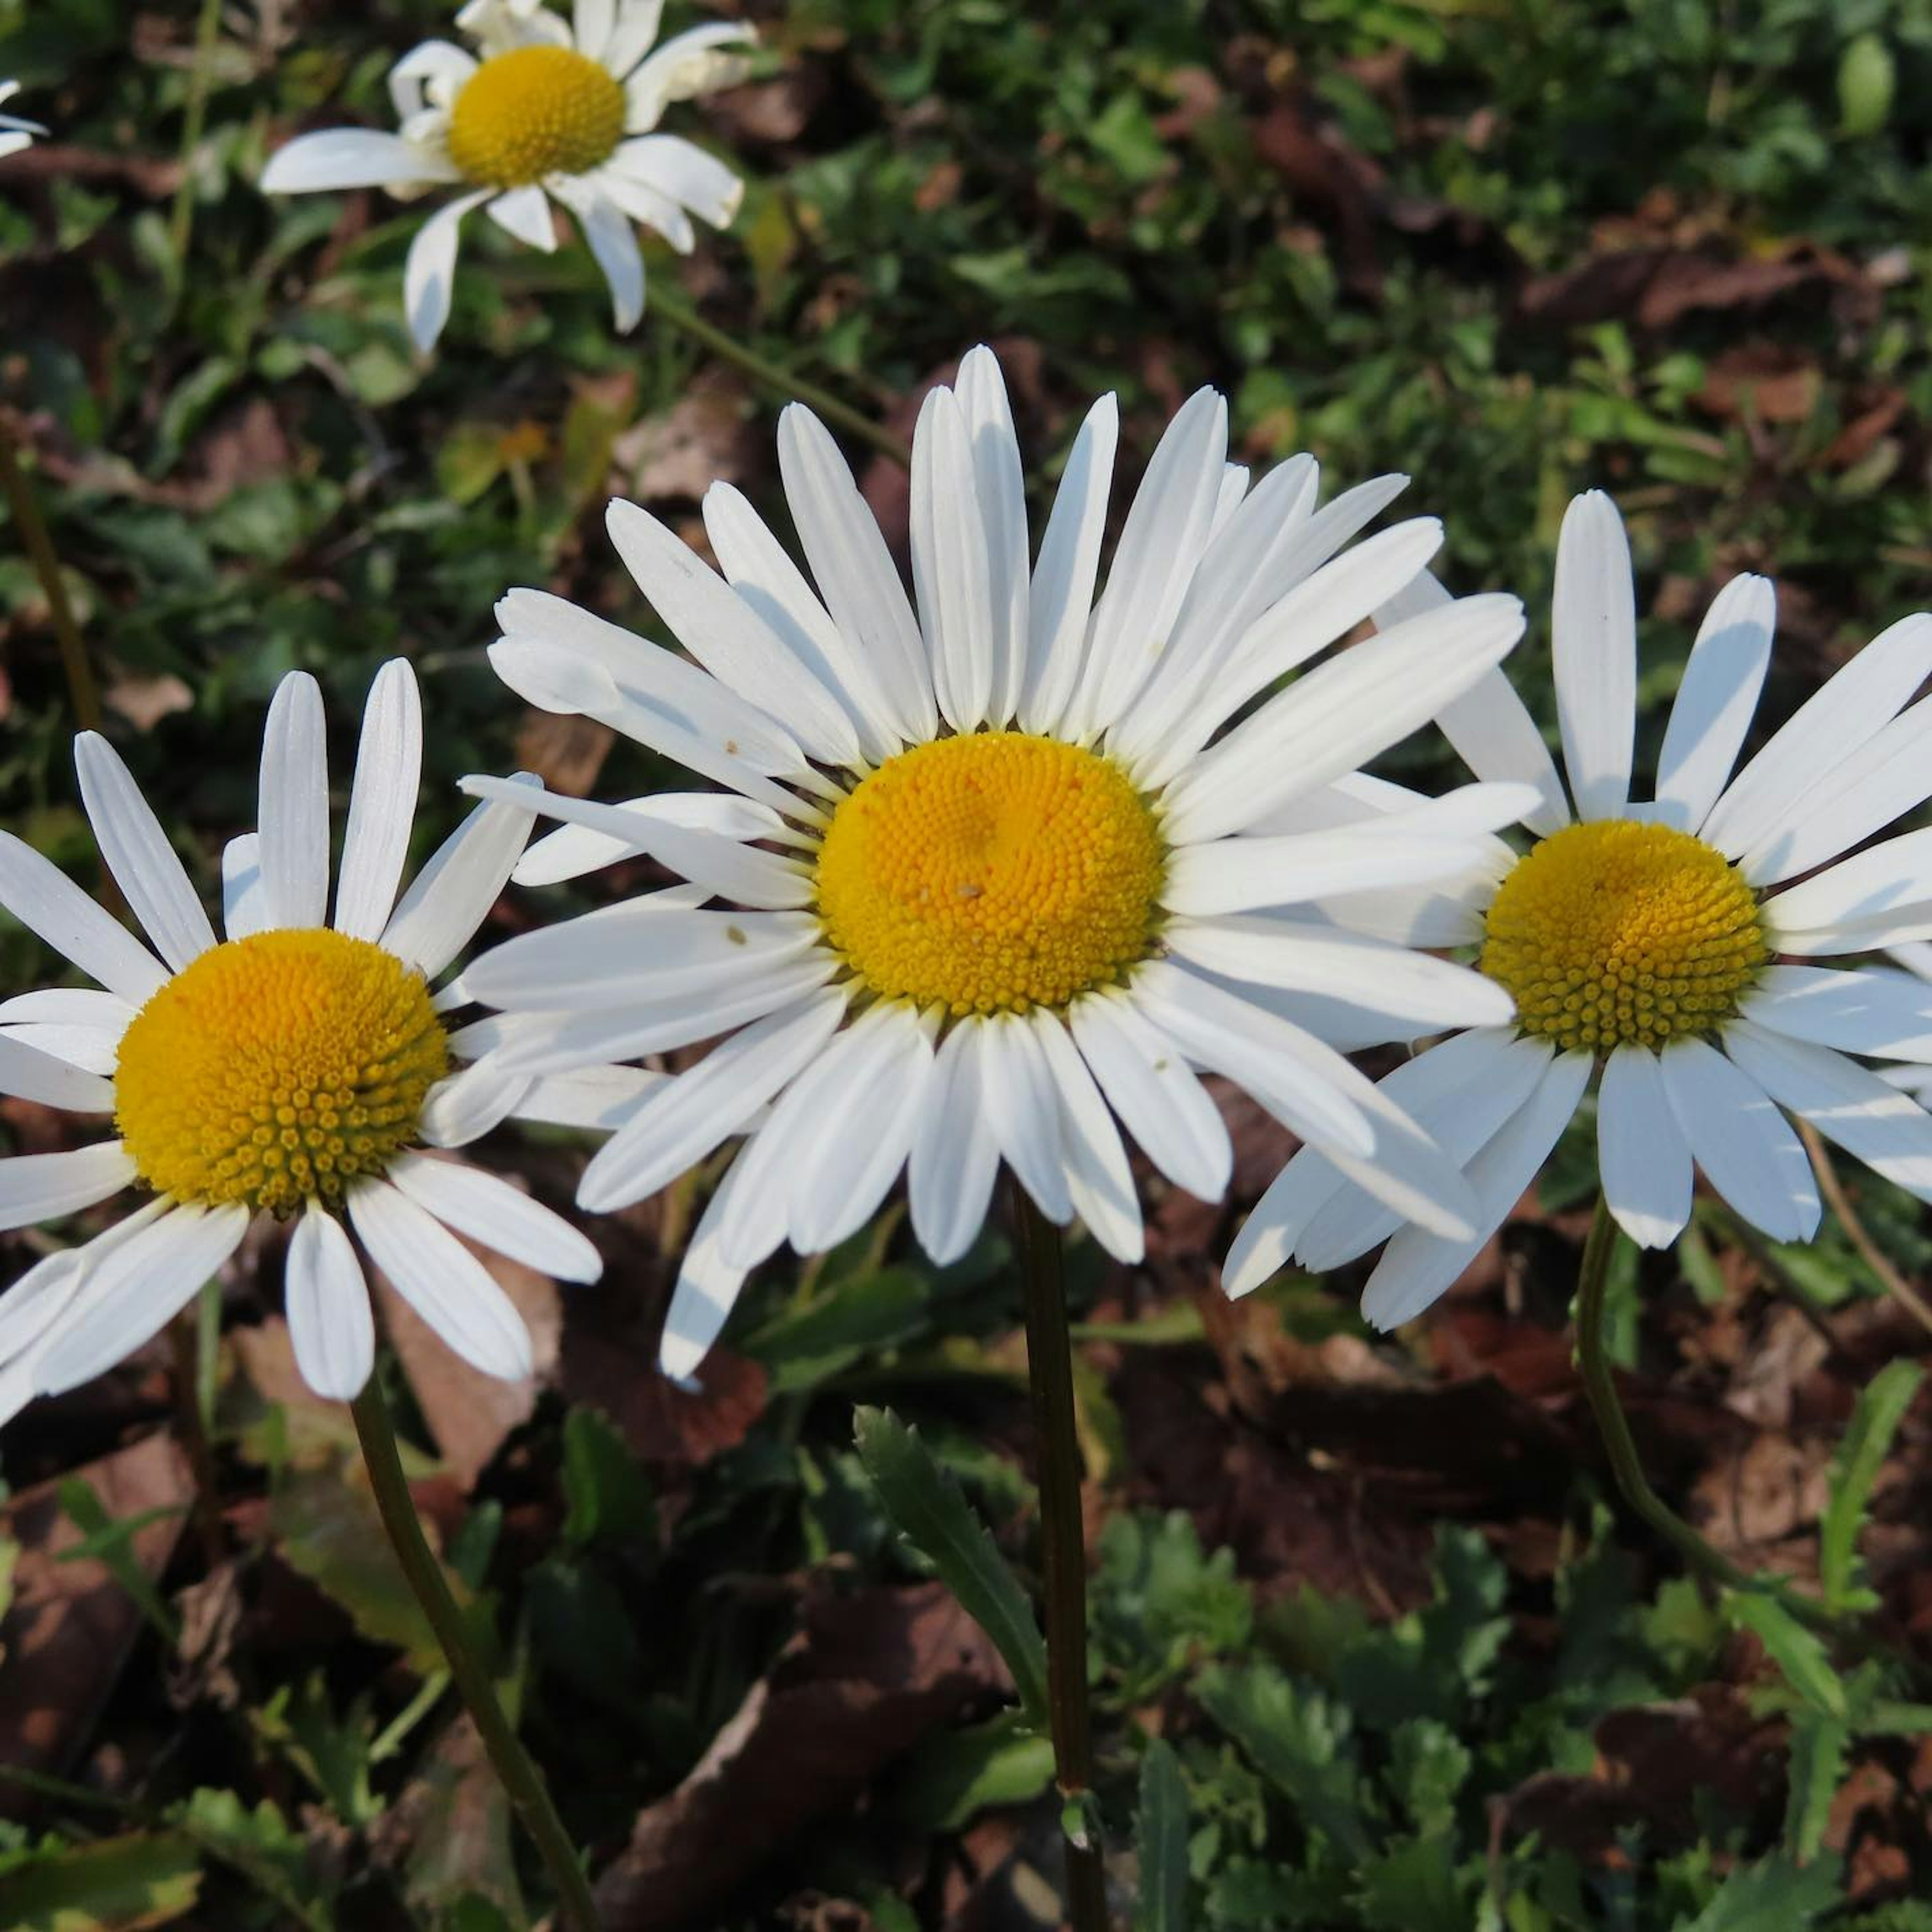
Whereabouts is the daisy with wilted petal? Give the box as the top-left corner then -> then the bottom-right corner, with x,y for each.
260,0 -> 752,350
0,80 -> 46,161
459,344 -> 1537,1380
0,661 -> 657,1419
1229,490 -> 1932,1328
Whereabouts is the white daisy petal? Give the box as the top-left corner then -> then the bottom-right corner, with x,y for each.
72,735 -> 216,972
1742,963 -> 1932,1061
1550,490 -> 1636,820
908,1018 -> 1002,1265
1380,572 -> 1569,835
1597,1043 -> 1693,1248
35,1203 -> 250,1397
0,1143 -> 136,1233
609,134 -> 743,227
776,404 -> 935,742
419,1058 -> 530,1148
1740,693 -> 1932,887
1653,573 -> 1775,833
387,40 -> 478,118
285,1203 -> 375,1402
1163,916 -> 1514,1031
1702,612 -> 1932,861
576,990 -> 847,1212
388,1151 -> 602,1282
514,792 -> 781,889
380,775 -> 540,978
262,128 -> 459,194
1723,1019 -> 1932,1202
1160,827 -> 1506,919
559,182 -> 644,332
1658,1036 -> 1818,1244
1159,592 -> 1525,845
0,1250 -> 91,1375
953,346 -> 1031,725
659,1148 -> 758,1384
786,1006 -> 936,1256
458,775 -> 811,910
605,498 -> 862,767
703,481 -> 901,761
0,831 -> 167,1004
1360,1049 -> 1590,1330
488,184 -> 557,251
222,833 -> 269,941
1021,393 -> 1118,737
258,671 -> 330,931
1029,1009 -> 1142,1263
509,1064 -> 664,1132
602,0 -> 667,76
335,660 -> 424,942
1762,826 -> 1932,945
622,24 -> 755,133
0,988 -> 135,1036
574,0 -> 615,62
1068,989 -> 1231,1201
910,385 -> 996,733
347,1177 -> 536,1382
402,189 -> 489,352
0,1033 -> 115,1113
978,1012 -> 1073,1224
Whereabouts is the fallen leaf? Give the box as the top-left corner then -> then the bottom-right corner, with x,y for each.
0,1433 -> 194,1798
103,670 -> 194,734
614,369 -> 759,504
1519,244 -> 1878,332
593,1583 -> 1010,1929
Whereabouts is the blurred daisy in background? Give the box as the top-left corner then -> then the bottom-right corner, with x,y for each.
0,661 -> 633,1419
0,80 -> 46,160
261,0 -> 752,349
460,344 -> 1536,1379
1228,490 -> 1932,1329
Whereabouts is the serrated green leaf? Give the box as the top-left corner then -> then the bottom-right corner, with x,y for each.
1357,1833 -> 1470,1932
853,1405 -> 1048,1724
0,1832 -> 202,1930
1782,1710 -> 1848,1865
1196,1662 -> 1370,1861
1820,1359 -> 1921,1612
1136,1739 -> 1189,1932
1725,1594 -> 1846,1720
1681,1851 -> 1843,1929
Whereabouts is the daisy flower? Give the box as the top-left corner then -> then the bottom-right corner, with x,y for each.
458,345 -> 1536,1379
1226,490 -> 1932,1329
260,0 -> 752,351
0,80 -> 46,161
0,661 -> 649,1421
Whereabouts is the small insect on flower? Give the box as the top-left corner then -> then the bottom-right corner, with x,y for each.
459,344 -> 1541,1381
0,662 -> 643,1420
0,79 -> 47,161
1230,490 -> 1932,1330
260,0 -> 753,350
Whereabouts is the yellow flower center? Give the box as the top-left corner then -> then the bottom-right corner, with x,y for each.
816,732 -> 1165,1016
446,45 -> 626,189
115,930 -> 447,1218
1480,818 -> 1767,1056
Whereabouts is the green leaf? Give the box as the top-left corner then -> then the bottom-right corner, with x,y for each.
1820,1359 -> 1922,1612
1387,1720 -> 1471,1838
853,1405 -> 1048,1725
1135,1738 -> 1189,1932
559,1406 -> 657,1550
1680,1852 -> 1842,1929
1838,33 -> 1895,137
894,1714 -> 1055,1834
0,1832 -> 202,1930
1782,1709 -> 1848,1866
1196,1662 -> 1370,1861
1725,1594 -> 1846,1720
747,1268 -> 933,1392
1357,1834 -> 1470,1932
177,1790 -> 331,1932
55,1481 -> 177,1644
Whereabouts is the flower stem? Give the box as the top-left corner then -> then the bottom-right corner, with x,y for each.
0,415 -> 102,734
349,1377 -> 601,1932
647,286 -> 907,467
166,0 -> 225,288
1011,1183 -> 1109,1932
1573,1195 -> 1836,1635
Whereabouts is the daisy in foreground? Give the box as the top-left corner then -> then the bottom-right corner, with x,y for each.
0,80 -> 45,161
460,345 -> 1539,1379
0,661 -> 633,1420
1227,490 -> 1932,1328
260,0 -> 751,349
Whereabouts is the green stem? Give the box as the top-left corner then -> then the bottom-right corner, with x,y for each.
1012,1184 -> 1109,1932
1573,1195 -> 1836,1635
648,286 -> 907,466
350,1379 -> 601,1932
0,416 -> 102,733
166,0 -> 225,286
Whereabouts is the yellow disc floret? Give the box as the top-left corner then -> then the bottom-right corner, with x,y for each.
446,45 -> 626,190
115,930 -> 447,1218
1481,818 -> 1767,1056
816,732 -> 1165,1015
